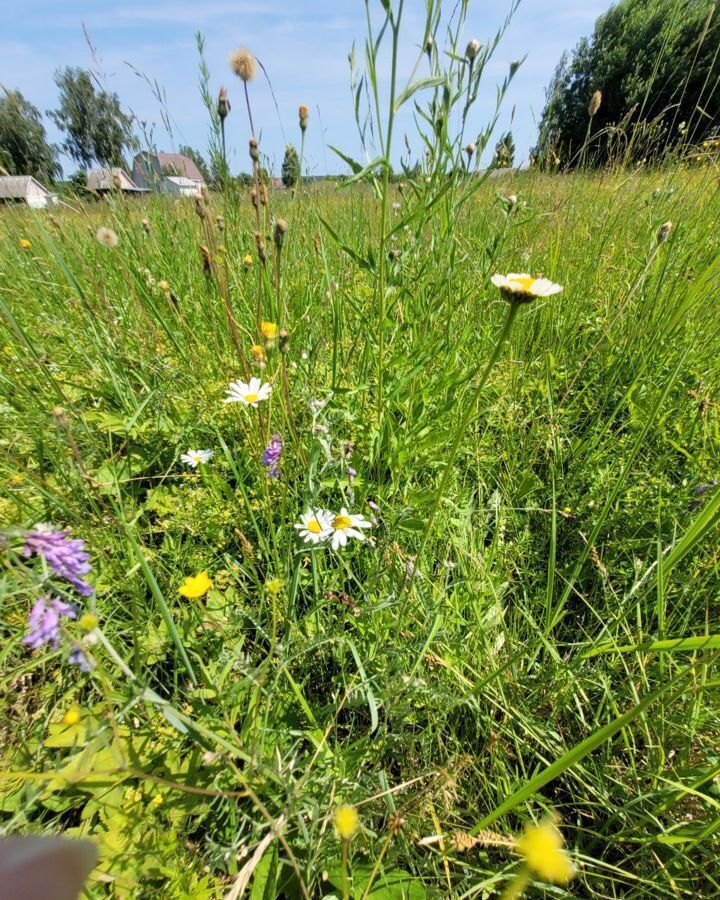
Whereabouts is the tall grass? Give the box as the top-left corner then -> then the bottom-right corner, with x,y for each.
1,2 -> 720,897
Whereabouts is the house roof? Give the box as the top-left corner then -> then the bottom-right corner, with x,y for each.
165,175 -> 200,189
86,167 -> 147,192
155,152 -> 204,183
0,175 -> 52,198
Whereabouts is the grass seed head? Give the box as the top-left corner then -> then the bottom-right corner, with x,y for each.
588,89 -> 602,117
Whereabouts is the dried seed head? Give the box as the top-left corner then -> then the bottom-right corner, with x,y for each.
249,138 -> 260,163
506,193 -> 518,207
255,230 -> 266,263
141,218 -> 151,232
299,104 -> 309,131
52,407 -> 70,429
465,39 -> 481,61
250,188 -> 259,209
465,143 -> 476,158
194,195 -> 207,219
95,226 -> 119,247
199,244 -> 213,276
278,329 -> 289,353
425,35 -> 434,55
228,47 -> 256,82
273,217 -> 288,250
588,89 -> 602,117
216,214 -> 225,230
656,221 -> 672,245
217,85 -> 231,120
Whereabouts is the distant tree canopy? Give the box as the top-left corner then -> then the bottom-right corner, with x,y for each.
178,145 -> 211,184
0,89 -> 60,182
535,0 -> 720,166
281,144 -> 300,188
49,68 -> 135,168
494,131 -> 515,168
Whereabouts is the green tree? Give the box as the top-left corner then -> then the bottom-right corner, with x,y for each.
0,89 -> 60,182
49,68 -> 135,168
493,131 -> 515,168
535,0 -> 720,166
178,145 -> 211,184
281,143 -> 300,188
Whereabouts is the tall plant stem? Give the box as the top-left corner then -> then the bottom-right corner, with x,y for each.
403,299 -> 521,602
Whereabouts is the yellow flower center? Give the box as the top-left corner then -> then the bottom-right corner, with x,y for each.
333,515 -> 352,530
509,276 -> 536,293
243,393 -> 258,404
307,519 -> 322,534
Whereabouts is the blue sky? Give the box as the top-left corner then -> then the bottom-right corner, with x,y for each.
1,0 -> 609,177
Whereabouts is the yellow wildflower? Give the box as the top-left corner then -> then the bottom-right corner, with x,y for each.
265,578 -> 285,595
261,321 -> 278,341
516,819 -> 575,885
62,706 -> 82,726
78,613 -> 99,632
243,253 -> 254,269
150,794 -> 163,807
334,804 -> 359,841
19,238 -> 31,249
251,344 -> 266,362
158,280 -> 170,292
178,571 -> 212,599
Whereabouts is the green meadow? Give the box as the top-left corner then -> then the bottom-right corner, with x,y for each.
2,9 -> 720,899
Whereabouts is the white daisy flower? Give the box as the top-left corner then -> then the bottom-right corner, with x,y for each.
224,377 -> 272,407
490,273 -> 563,302
294,509 -> 333,544
328,507 -> 372,550
180,448 -> 213,468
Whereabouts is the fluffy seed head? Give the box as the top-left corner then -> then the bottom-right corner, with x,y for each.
588,89 -> 602,117
229,47 -> 256,82
465,143 -> 476,158
95,226 -> 119,248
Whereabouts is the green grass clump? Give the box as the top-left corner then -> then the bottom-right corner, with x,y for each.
2,5 -> 720,898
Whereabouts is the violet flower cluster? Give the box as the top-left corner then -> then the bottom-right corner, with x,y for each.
261,432 -> 284,479
23,524 -> 94,596
21,524 -> 94,670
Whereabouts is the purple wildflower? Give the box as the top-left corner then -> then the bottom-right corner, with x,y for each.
261,433 -> 284,479
23,524 -> 94,596
23,595 -> 76,650
347,466 -> 357,484
69,644 -> 94,672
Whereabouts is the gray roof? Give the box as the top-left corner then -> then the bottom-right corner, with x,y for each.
0,175 -> 52,198
86,167 -> 147,192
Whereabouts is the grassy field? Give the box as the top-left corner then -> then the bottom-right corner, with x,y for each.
2,26 -> 720,896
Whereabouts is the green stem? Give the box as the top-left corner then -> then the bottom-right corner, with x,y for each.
341,838 -> 350,900
404,300 -> 521,599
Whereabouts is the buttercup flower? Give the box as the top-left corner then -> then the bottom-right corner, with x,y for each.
261,433 -> 284,478
24,524 -> 94,596
24,595 -> 76,650
294,509 -> 333,544
243,253 -> 254,269
180,448 -> 213,468
329,508 -> 372,550
516,819 -> 575,885
334,804 -> 359,841
19,238 -> 32,249
224,377 -> 272,407
62,706 -> 82,726
178,572 -> 212,599
491,273 -> 563,302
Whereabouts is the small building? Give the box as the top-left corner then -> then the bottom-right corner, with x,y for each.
86,167 -> 148,195
132,152 -> 204,196
0,175 -> 58,209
